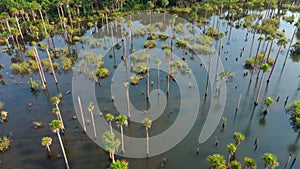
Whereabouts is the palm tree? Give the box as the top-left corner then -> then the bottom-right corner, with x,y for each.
115,114 -> 128,154
206,153 -> 227,169
250,36 -> 264,82
267,37 -> 288,83
51,96 -> 65,130
215,32 -> 225,80
0,12 -> 11,33
147,1 -> 154,23
244,157 -> 257,169
233,132 -> 245,145
282,21 -> 300,69
49,120 -> 70,169
227,143 -> 237,166
263,97 -> 274,115
254,63 -> 270,105
261,153 -> 279,169
41,136 -> 52,152
229,160 -> 242,169
106,113 -> 115,134
142,118 -> 152,156
266,33 -> 277,62
156,59 -> 161,94
162,0 -> 169,21
88,102 -> 97,139
263,35 -> 274,60
109,159 -> 129,169
102,131 -> 120,163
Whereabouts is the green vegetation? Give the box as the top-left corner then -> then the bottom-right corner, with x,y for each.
287,101 -> 300,132
0,136 -> 10,152
144,40 -> 157,49
283,15 -> 295,23
130,75 -> 143,85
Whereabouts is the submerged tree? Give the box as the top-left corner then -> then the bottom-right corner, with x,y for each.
263,97 -> 274,115
106,113 -> 115,134
109,159 -> 129,169
142,118 -> 152,156
41,137 -> 52,152
49,120 -> 70,169
244,157 -> 257,169
261,153 -> 279,169
102,131 -> 120,163
233,132 -> 245,145
115,114 -> 128,153
206,153 -> 227,169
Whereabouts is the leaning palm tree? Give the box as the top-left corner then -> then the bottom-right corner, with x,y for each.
115,114 -> 128,153
162,0 -> 169,21
142,118 -> 152,156
233,132 -> 245,145
49,120 -> 70,169
106,113 -> 115,134
88,102 -> 96,139
41,137 -> 52,152
206,153 -> 227,169
102,131 -> 120,163
267,37 -> 288,83
261,153 -> 279,169
109,159 -> 129,169
244,157 -> 257,169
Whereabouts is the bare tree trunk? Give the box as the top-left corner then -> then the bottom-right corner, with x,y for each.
90,110 -> 97,139
57,132 -> 70,169
282,28 -> 296,70
78,96 -> 87,132
46,48 -> 58,84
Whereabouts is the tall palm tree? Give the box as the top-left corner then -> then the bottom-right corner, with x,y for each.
147,1 -> 154,23
267,37 -> 288,83
215,32 -> 225,80
162,0 -> 169,21
51,96 -> 65,130
282,21 -> 300,69
102,131 -> 120,163
156,59 -> 161,94
263,35 -> 274,60
233,132 -> 245,145
49,120 -> 70,169
142,118 -> 152,156
115,114 -> 128,153
254,63 -> 270,105
206,153 -> 227,169
41,136 -> 52,152
88,102 -> 96,139
0,12 -> 12,33
106,113 -> 114,134
244,157 -> 257,169
266,33 -> 277,62
227,143 -> 237,166
261,153 -> 279,169
109,160 -> 129,169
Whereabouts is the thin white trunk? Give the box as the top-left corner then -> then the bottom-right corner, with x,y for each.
121,126 -> 125,153
57,132 -> 70,169
90,110 -> 97,139
78,96 -> 86,132
46,48 -> 58,83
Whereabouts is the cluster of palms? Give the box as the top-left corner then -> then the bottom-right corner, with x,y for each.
207,132 -> 279,169
103,113 -> 152,168
40,96 -> 69,169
